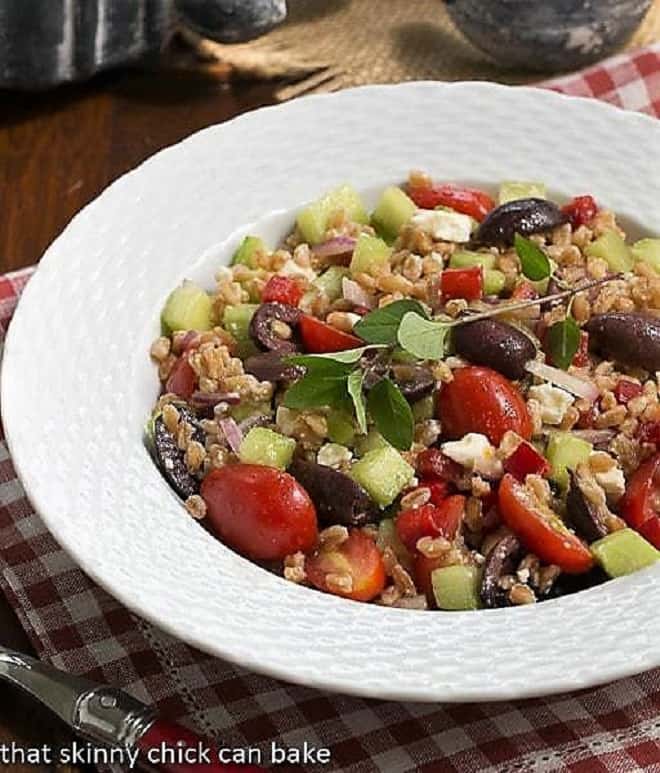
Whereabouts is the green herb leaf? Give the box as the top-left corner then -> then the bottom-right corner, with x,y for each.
354,299 -> 428,345
347,369 -> 367,434
283,357 -> 353,378
547,316 -> 581,370
287,345 -> 382,367
397,312 -> 451,360
367,377 -> 414,451
283,371 -> 349,410
514,233 -> 551,281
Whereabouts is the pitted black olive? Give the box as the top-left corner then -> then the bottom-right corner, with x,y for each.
453,318 -> 537,380
289,459 -> 378,527
480,533 -> 524,609
390,364 -> 436,402
585,313 -> 660,372
243,350 -> 304,383
153,405 -> 203,499
565,470 -> 610,544
475,198 -> 568,246
248,302 -> 301,353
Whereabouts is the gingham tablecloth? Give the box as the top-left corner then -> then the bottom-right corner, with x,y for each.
2,46 -> 660,773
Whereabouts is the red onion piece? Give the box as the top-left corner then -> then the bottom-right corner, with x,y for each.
190,391 -> 241,408
219,417 -> 243,454
525,360 -> 599,402
342,277 -> 375,309
312,236 -> 357,258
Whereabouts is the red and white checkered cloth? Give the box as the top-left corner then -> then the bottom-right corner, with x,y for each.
2,45 -> 660,773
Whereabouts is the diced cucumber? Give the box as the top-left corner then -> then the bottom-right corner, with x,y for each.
449,250 -> 497,270
222,303 -> 259,358
431,565 -> 481,611
499,181 -> 546,204
591,528 -> 659,578
350,234 -> 392,276
239,427 -> 295,469
297,185 -> 368,245
631,238 -> 660,274
377,518 -> 412,568
231,235 -> 265,268
161,280 -> 213,334
412,394 -> 435,422
229,401 -> 272,423
354,428 -> 390,457
546,432 -> 593,490
351,446 -> 414,506
585,230 -> 633,273
484,269 -> 506,296
313,266 -> 350,302
327,410 -> 356,445
371,186 -> 417,241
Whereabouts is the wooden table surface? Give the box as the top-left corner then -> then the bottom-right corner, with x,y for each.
0,66 -> 278,771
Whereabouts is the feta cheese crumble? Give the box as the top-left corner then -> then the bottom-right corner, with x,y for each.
528,383 -> 575,425
442,433 -> 503,478
411,209 -> 473,243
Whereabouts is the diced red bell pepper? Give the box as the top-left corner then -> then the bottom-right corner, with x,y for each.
562,195 -> 598,229
299,315 -> 362,353
407,183 -> 495,222
503,442 -> 550,482
614,379 -> 644,405
440,266 -> 483,301
572,331 -> 590,368
395,495 -> 466,553
262,275 -> 304,306
417,479 -> 451,506
639,421 -> 660,446
416,448 -> 463,483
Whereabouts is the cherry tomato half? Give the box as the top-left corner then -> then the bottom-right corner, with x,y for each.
165,355 -> 197,399
414,553 -> 446,606
299,315 -> 362,353
408,183 -> 495,222
201,464 -> 318,561
562,195 -> 598,228
306,530 -> 386,602
262,275 -> 304,307
498,474 -> 593,574
620,454 -> 660,544
395,495 -> 465,553
437,366 -> 532,445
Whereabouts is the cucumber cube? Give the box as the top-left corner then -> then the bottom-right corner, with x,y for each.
231,235 -> 265,268
351,446 -> 414,506
222,303 -> 258,357
350,234 -> 392,276
499,181 -> 547,204
631,238 -> 660,274
327,410 -> 356,445
297,185 -> 368,245
546,432 -> 593,490
371,186 -> 417,241
239,427 -> 295,470
229,400 -> 272,423
483,269 -> 506,296
354,428 -> 390,456
377,518 -> 412,567
161,280 -> 213,334
449,250 -> 497,270
431,565 -> 481,610
585,230 -> 633,273
313,266 -> 350,302
591,528 -> 659,578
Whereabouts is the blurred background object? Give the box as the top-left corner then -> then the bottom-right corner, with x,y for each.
0,0 -> 287,89
444,0 -> 653,71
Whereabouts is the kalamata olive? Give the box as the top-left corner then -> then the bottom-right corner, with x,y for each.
453,319 -> 537,380
475,198 -> 568,246
153,406 -> 203,499
565,470 -> 609,544
243,351 -> 305,383
585,313 -> 660,372
289,459 -> 378,527
480,533 -> 523,609
391,364 -> 436,402
248,302 -> 301,353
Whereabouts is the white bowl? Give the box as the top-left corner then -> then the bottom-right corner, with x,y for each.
3,82 -> 660,702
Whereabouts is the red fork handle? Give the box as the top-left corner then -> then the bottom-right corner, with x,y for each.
135,719 -> 266,773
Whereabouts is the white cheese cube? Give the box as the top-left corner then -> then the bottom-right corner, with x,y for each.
528,383 -> 574,425
442,433 -> 503,478
411,209 -> 474,243
279,259 -> 317,282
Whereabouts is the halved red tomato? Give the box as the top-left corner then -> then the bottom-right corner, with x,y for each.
299,315 -> 362,353
498,474 -> 593,574
620,453 -> 660,547
395,496 -> 465,553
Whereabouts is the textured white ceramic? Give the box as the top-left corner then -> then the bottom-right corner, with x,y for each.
3,83 -> 660,702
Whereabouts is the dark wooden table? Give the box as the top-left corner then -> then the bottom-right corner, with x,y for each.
0,66 -> 278,770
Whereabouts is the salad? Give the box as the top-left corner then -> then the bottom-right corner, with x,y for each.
147,173 -> 660,611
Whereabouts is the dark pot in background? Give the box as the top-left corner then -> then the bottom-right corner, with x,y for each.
0,0 -> 287,89
444,0 -> 652,72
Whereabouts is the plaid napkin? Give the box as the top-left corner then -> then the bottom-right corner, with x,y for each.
2,46 -> 660,773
